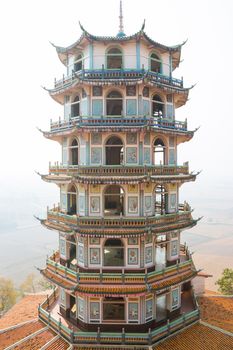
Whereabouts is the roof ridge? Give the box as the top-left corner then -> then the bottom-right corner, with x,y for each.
200,320 -> 233,337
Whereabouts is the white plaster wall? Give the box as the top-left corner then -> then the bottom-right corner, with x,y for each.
140,42 -> 149,69
83,45 -> 90,69
162,52 -> 170,76
123,42 -> 137,69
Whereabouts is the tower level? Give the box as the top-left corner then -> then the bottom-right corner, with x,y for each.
38,6 -> 200,348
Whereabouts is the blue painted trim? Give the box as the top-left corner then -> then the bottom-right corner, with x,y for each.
86,140 -> 90,165
139,142 -> 143,165
89,43 -> 93,69
136,41 -> 140,69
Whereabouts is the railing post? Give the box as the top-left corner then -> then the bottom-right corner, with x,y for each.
48,312 -> 51,325
100,268 -> 103,284
71,330 -> 74,343
148,327 -> 152,345
167,319 -> 170,335
59,317 -> 61,333
182,312 -> 186,325
122,327 -> 125,344
122,269 -> 125,284
97,327 -> 101,344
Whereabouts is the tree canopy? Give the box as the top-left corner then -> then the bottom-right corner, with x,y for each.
216,268 -> 233,295
0,277 -> 17,315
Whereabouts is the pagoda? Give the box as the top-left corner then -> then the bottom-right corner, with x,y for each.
38,2 -> 201,348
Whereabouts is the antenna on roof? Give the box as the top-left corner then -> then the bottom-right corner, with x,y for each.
117,0 -> 126,37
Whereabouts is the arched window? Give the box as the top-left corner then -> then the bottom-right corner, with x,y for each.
105,136 -> 123,165
106,47 -> 123,69
153,138 -> 166,165
106,90 -> 123,116
74,54 -> 83,72
70,139 -> 79,165
104,185 -> 124,216
152,94 -> 164,117
71,95 -> 80,118
103,239 -> 124,267
67,185 -> 77,215
155,185 -> 168,215
103,297 -> 125,321
150,53 -> 162,73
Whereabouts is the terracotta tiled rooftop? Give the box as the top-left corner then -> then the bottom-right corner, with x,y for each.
0,320 -> 44,350
155,323 -> 233,350
0,294 -> 45,330
198,295 -> 233,332
12,328 -> 55,349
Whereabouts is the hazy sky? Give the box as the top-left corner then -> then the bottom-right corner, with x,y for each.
0,0 -> 233,208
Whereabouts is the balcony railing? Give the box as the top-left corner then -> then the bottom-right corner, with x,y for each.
46,249 -> 193,286
48,163 -> 189,177
46,205 -> 194,233
49,115 -> 188,133
38,289 -> 199,345
54,68 -> 183,91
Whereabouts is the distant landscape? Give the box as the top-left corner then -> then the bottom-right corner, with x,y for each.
0,193 -> 232,291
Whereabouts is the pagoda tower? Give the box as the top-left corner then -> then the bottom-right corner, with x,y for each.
38,4 -> 200,348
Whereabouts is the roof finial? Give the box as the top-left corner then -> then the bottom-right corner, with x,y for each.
119,0 -> 124,33
117,0 -> 126,37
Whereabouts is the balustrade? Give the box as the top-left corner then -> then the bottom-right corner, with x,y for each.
46,251 -> 193,285
50,115 -> 187,133
48,163 -> 189,177
53,68 -> 183,91
47,205 -> 193,230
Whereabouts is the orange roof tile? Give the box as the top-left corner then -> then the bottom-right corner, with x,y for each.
199,296 -> 233,332
46,337 -> 70,350
13,328 -> 55,349
0,320 -> 44,350
0,294 -> 46,330
155,323 -> 233,350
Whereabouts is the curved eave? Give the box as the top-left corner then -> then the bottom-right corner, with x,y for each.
52,23 -> 186,69
41,173 -> 198,185
41,265 -> 197,296
42,127 -> 194,144
41,216 -> 199,237
46,78 -> 191,107
40,218 -> 73,234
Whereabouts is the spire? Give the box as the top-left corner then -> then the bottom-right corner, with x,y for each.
117,0 -> 126,37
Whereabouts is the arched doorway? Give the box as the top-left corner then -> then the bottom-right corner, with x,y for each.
106,90 -> 123,116
155,185 -> 168,215
153,138 -> 166,165
71,95 -> 80,118
67,185 -> 77,215
106,47 -> 123,69
150,53 -> 162,73
152,94 -> 164,117
104,185 -> 124,216
70,139 -> 79,165
105,136 -> 123,165
103,238 -> 124,267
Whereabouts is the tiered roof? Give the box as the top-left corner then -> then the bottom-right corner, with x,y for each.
52,21 -> 186,70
